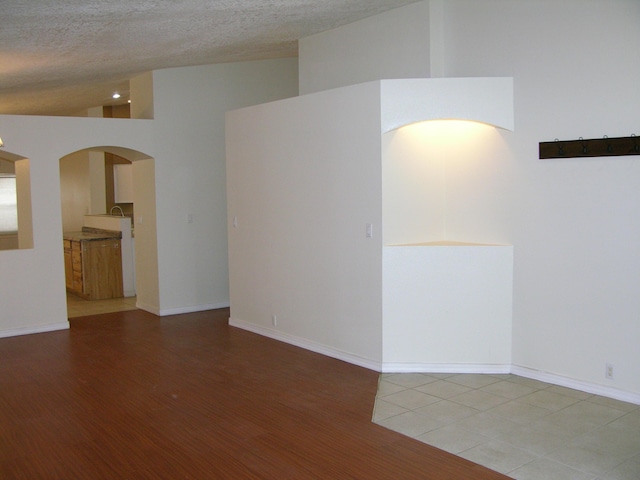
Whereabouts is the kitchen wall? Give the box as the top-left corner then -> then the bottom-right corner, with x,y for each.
59,151 -> 91,232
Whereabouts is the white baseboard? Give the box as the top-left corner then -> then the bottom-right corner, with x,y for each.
511,365 -> 640,405
136,301 -> 230,317
381,363 -> 511,374
229,317 -> 382,371
0,321 -> 69,338
227,319 -> 640,405
159,301 -> 230,316
135,301 -> 160,315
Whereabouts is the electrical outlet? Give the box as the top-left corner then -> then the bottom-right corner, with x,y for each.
272,315 -> 277,327
366,223 -> 373,238
605,363 -> 614,379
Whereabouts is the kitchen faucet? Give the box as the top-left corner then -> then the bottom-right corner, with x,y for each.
110,205 -> 125,217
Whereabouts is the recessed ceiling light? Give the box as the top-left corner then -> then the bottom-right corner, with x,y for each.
112,93 -> 121,99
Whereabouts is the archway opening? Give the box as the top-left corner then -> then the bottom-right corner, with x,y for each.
59,146 -> 158,319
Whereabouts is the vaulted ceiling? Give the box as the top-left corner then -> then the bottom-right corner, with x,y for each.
1,0 -> 418,116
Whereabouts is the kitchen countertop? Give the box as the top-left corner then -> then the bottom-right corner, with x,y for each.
63,228 -> 122,242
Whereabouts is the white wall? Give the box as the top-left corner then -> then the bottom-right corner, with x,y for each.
132,157 -> 160,310
226,82 -> 384,367
0,58 -> 299,335
88,151 -> 106,214
59,151 -> 91,232
59,150 -> 106,232
226,77 -> 515,371
150,59 -> 298,315
299,1 -> 430,95
437,0 -> 640,396
0,115 -> 155,336
130,72 -> 154,120
229,0 -> 640,400
383,244 -> 513,369
382,124 -> 446,245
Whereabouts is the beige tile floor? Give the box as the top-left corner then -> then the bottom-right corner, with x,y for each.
66,292 -> 137,318
373,373 -> 640,480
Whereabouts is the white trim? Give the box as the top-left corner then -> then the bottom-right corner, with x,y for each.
229,317 -> 382,371
135,301 -> 160,316
381,363 -> 511,374
0,322 -> 69,338
511,365 -> 640,406
158,301 -> 230,317
227,318 -> 640,406
136,301 -> 230,317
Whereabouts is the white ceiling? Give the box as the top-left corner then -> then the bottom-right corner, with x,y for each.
0,0 -> 418,116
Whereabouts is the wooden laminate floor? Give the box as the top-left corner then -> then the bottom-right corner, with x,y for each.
0,308 -> 509,479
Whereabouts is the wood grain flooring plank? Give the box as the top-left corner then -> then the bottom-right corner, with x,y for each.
0,308 -> 510,479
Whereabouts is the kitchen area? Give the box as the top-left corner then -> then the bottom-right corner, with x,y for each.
61,146 -> 137,317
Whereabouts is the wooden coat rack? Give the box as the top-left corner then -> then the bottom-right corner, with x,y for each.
539,135 -> 640,159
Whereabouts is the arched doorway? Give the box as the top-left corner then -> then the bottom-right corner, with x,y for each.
59,146 -> 158,318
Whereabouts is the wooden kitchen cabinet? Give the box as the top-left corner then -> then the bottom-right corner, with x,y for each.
64,237 -> 123,300
82,239 -> 123,300
63,239 -> 73,290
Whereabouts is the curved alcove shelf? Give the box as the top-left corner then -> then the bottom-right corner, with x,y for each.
380,77 -> 514,133
386,240 -> 509,247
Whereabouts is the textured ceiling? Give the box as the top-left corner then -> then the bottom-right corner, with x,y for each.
0,0 -> 418,116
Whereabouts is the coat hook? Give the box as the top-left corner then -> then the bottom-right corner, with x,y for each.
540,134 -> 640,160
579,137 -> 588,154
604,135 -> 614,153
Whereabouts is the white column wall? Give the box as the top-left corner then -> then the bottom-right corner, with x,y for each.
226,82 -> 384,367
